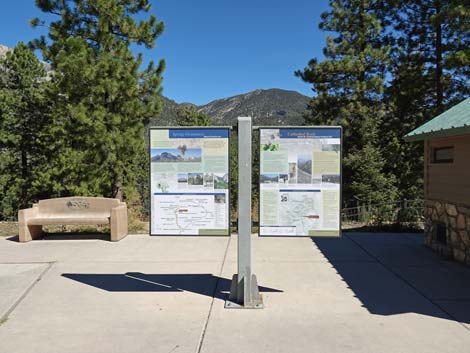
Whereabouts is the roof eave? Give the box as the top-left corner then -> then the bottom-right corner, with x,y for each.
404,125 -> 470,142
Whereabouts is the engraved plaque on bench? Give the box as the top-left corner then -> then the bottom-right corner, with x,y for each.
66,200 -> 90,210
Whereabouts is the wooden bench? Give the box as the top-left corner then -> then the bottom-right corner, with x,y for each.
18,197 -> 128,242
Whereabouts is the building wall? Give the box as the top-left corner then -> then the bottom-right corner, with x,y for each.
424,200 -> 470,264
424,135 -> 470,264
425,135 -> 470,204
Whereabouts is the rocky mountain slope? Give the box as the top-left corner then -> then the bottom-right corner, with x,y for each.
0,44 -> 9,58
154,88 -> 310,127
198,88 -> 309,126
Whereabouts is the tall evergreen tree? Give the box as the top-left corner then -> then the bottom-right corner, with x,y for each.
175,106 -> 211,126
31,0 -> 165,202
446,0 -> 470,78
386,0 -> 470,113
0,42 -> 48,218
381,0 -> 470,201
296,0 -> 397,207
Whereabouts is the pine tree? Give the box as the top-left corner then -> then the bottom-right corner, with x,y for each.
381,0 -> 470,202
296,0 -> 397,208
31,0 -> 165,202
386,0 -> 470,114
175,106 -> 211,126
444,0 -> 470,100
0,42 -> 48,219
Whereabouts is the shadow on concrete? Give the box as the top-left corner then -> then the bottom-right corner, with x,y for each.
343,224 -> 423,233
41,232 -> 109,241
62,272 -> 283,301
7,232 -> 109,242
312,234 -> 470,324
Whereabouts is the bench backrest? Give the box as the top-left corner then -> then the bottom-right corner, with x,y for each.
35,197 -> 121,218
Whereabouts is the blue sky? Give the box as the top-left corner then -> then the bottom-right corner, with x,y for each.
0,0 -> 330,105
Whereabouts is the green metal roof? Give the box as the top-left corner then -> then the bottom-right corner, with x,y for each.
404,97 -> 470,141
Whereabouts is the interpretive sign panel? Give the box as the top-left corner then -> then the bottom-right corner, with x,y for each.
259,127 -> 342,237
149,128 -> 230,236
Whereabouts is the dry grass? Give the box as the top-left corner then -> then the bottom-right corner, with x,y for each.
0,220 -> 150,238
128,219 -> 149,234
0,222 -> 18,237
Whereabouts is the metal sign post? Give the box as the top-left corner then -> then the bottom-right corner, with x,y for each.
225,117 -> 263,309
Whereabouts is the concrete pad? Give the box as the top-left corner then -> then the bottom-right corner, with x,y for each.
225,236 -> 325,264
202,240 -> 470,353
0,261 -> 224,353
434,300 -> 470,327
0,234 -> 230,263
346,232 -> 447,267
225,234 -> 374,264
402,232 -> 427,243
0,235 -> 232,353
0,263 -> 49,321
391,265 -> 470,300
347,232 -> 421,243
1,232 -> 470,353
311,235 -> 375,263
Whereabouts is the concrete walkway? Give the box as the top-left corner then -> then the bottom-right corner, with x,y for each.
0,232 -> 469,353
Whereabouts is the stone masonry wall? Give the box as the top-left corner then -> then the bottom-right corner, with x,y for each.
424,199 -> 470,265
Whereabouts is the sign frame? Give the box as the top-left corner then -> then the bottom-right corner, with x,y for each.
257,126 -> 342,238
149,126 -> 232,237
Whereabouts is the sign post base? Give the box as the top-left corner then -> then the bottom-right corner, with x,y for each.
225,274 -> 263,309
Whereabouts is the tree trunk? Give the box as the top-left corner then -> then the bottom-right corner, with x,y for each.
112,178 -> 123,201
20,147 -> 28,209
435,1 -> 443,111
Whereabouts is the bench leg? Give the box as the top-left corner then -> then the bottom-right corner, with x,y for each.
110,205 -> 128,242
110,221 -> 127,241
19,224 -> 42,242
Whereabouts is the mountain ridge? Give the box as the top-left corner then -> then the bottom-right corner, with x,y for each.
1,44 -> 310,126
155,88 -> 310,126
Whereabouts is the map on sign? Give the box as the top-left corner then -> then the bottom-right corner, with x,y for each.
152,193 -> 227,235
259,127 -> 342,237
277,190 -> 322,235
150,128 -> 230,236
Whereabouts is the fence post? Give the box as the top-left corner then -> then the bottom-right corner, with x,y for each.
225,116 -> 263,309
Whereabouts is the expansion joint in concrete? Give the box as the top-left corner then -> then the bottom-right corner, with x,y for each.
195,237 -> 232,353
0,261 -> 55,323
345,234 -> 470,332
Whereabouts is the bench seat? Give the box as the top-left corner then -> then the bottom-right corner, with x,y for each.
27,217 -> 110,225
19,197 -> 128,242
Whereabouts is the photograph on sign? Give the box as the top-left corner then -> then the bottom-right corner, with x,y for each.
149,128 -> 230,236
259,127 -> 341,237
